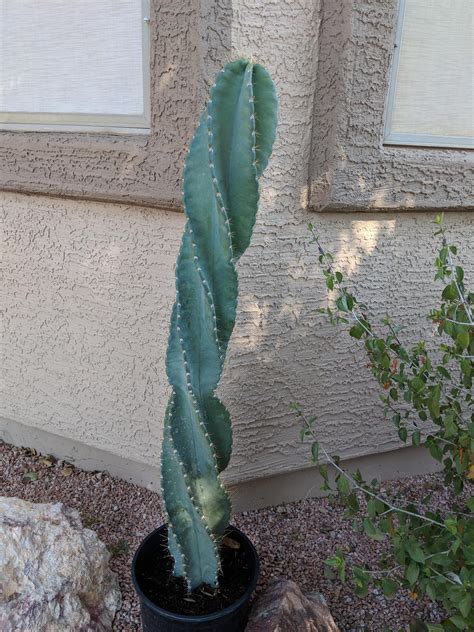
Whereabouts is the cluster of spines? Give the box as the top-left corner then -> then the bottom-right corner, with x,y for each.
206,91 -> 235,265
174,290 -> 223,585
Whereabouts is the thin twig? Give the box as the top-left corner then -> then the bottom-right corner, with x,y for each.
362,566 -> 402,576
435,317 -> 473,326
298,408 -> 447,530
320,444 -> 446,529
430,566 -> 458,585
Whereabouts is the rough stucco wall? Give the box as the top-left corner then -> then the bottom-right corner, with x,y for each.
1,195 -> 183,462
2,198 -> 473,483
224,0 -> 474,480
1,0 -> 474,485
310,0 -> 474,212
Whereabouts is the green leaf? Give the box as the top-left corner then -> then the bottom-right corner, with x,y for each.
363,518 -> 385,541
325,553 -> 346,583
367,498 -> 377,519
336,295 -> 353,313
425,582 -> 437,601
449,614 -> 468,629
458,594 -> 471,618
349,323 -> 365,339
412,430 -> 421,447
437,365 -> 451,379
392,413 -> 401,427
319,463 -> 329,482
442,284 -> 457,301
336,474 -> 351,496
428,440 -> 443,461
428,384 -> 441,418
379,517 -> 394,534
412,376 -> 425,392
406,541 -> 425,564
406,562 -> 420,585
352,566 -> 370,597
310,441 -> 319,464
380,578 -> 398,598
456,331 -> 470,350
346,492 -> 360,513
398,427 -> 408,442
445,417 -> 458,437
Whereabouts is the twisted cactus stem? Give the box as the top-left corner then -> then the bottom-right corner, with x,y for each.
160,59 -> 277,591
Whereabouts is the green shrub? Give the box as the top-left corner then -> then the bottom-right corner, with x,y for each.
292,215 -> 473,630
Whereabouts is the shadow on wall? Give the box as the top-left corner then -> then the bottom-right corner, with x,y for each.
221,195 -> 474,485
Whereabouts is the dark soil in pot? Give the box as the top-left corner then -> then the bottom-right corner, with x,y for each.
136,527 -> 253,615
132,524 -> 259,632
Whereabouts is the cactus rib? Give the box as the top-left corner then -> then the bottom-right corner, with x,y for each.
161,59 -> 277,591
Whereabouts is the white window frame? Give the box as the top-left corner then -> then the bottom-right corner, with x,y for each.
384,0 -> 474,150
0,0 -> 151,135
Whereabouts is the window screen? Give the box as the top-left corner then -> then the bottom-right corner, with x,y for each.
0,0 -> 150,132
385,0 -> 474,149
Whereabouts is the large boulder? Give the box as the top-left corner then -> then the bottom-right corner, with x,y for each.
0,496 -> 121,631
246,578 -> 339,632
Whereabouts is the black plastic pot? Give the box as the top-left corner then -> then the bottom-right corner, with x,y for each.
132,525 -> 259,632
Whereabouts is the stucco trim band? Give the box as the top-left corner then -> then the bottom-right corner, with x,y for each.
1,416 -> 440,511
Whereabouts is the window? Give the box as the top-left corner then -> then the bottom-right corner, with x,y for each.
0,1 -> 227,209
0,0 -> 150,133
385,0 -> 474,149
310,0 -> 473,213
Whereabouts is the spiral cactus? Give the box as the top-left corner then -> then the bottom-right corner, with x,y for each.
161,59 -> 277,591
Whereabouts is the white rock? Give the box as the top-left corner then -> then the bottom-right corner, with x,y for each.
0,497 -> 121,631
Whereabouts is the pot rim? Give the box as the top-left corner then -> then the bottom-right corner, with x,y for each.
131,523 -> 259,623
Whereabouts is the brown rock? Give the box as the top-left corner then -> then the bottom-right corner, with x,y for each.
246,578 -> 339,632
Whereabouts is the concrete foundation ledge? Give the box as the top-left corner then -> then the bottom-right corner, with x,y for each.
1,416 -> 440,511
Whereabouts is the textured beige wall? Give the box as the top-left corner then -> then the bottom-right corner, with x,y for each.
2,196 -> 473,483
1,0 -> 473,487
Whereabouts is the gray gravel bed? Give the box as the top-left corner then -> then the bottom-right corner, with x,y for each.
1,441 -> 451,631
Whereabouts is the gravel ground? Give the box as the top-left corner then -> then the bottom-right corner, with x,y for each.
1,441 -> 456,631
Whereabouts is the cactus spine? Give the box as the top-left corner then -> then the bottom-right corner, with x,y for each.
161,60 -> 277,591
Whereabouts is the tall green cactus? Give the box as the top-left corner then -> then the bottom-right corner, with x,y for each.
161,59 -> 277,591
